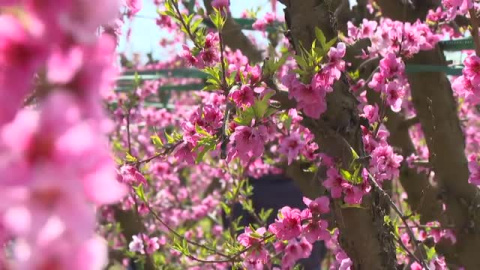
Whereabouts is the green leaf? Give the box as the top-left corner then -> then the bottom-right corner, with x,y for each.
325,37 -> 338,51
265,107 -> 277,118
133,72 -> 142,87
252,91 -> 275,119
191,18 -> 203,33
351,164 -> 362,184
151,135 -> 164,148
195,124 -> 212,137
165,131 -> 176,144
315,28 -> 327,49
220,202 -> 231,215
426,246 -> 436,261
350,147 -> 360,160
234,107 -> 255,126
195,146 -> 210,163
284,115 -> 292,131
259,208 -> 273,222
182,238 -> 191,256
133,184 -> 146,202
126,152 -> 137,162
209,8 -> 226,31
340,169 -> 352,182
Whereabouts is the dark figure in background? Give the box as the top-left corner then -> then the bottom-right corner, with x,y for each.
223,174 -> 327,270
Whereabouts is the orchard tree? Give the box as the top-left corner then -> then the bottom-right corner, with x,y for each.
1,0 -> 480,269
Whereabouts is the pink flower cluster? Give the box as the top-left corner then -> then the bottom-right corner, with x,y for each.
453,55 -> 480,105
362,128 -> 403,183
237,196 -> 330,270
0,0 -> 127,268
348,18 -> 441,57
323,167 -> 371,205
442,0 -> 474,20
237,227 -> 269,269
269,197 -> 330,269
252,12 -> 276,31
368,53 -> 408,112
128,233 -> 163,255
181,33 -> 220,68
282,43 -> 346,119
467,154 -> 480,186
228,125 -> 272,164
325,230 -> 353,270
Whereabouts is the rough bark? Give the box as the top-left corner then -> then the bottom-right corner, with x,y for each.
375,1 -> 480,268
364,79 -> 444,224
279,0 -> 397,269
406,49 -> 480,269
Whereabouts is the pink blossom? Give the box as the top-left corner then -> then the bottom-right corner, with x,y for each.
15,233 -> 108,270
145,236 -> 160,254
464,55 -> 480,79
268,206 -> 302,240
385,80 -> 405,113
238,227 -> 269,268
468,154 -> 480,185
252,12 -> 275,31
336,251 -> 353,270
180,45 -> 198,66
53,0 -> 121,43
359,19 -> 378,38
442,0 -> 473,20
370,144 -> 403,182
410,262 -> 423,270
228,125 -> 268,164
379,53 -> 405,78
281,237 -> 312,269
129,235 -> 145,254
174,142 -> 196,165
279,132 -> 305,165
323,168 -> 345,198
0,15 -> 46,126
342,182 -> 365,205
119,165 -> 147,185
303,196 -> 330,215
212,0 -> 229,11
362,104 -> 379,124
127,0 -> 143,16
230,85 -> 255,107
427,7 -> 445,22
303,219 -> 330,243
326,42 -> 346,80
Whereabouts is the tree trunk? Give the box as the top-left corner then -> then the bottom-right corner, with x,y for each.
279,0 -> 397,268
376,1 -> 480,268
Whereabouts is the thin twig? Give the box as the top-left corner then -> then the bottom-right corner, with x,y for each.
145,202 -> 230,258
134,141 -> 182,165
145,200 -> 275,263
218,32 -> 228,93
171,0 -> 202,48
393,233 -> 423,265
126,110 -> 132,154
366,172 -> 430,270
